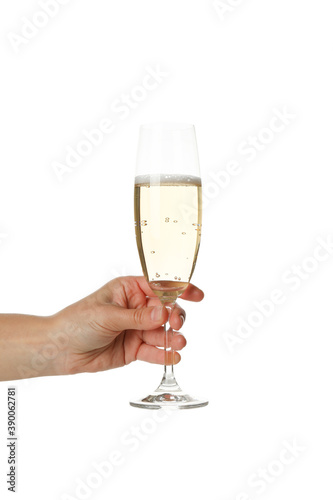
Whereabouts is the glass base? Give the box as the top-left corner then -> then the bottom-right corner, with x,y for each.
130,380 -> 208,410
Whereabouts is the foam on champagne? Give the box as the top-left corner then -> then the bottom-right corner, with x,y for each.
135,174 -> 202,187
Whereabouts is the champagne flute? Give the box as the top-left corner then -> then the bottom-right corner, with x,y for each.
130,123 -> 208,409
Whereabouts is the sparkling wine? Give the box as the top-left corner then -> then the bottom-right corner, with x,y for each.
134,174 -> 202,301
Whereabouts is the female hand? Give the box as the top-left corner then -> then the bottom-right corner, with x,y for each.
51,276 -> 204,376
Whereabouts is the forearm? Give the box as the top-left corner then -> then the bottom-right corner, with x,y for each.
0,314 -> 63,381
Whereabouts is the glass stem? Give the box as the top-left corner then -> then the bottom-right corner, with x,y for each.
159,300 -> 180,389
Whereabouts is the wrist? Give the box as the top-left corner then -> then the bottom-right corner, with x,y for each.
18,314 -> 68,380
39,312 -> 73,377
0,313 -> 66,381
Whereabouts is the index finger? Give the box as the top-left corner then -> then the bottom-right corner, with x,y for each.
145,283 -> 204,307
179,283 -> 204,302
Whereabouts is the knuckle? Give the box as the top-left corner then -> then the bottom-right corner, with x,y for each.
133,307 -> 145,326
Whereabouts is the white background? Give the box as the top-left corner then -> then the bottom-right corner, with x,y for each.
1,1 -> 333,499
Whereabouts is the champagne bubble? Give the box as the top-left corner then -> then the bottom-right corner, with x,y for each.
182,232 -> 186,235
165,217 -> 170,223
174,276 -> 178,280
173,220 -> 178,223
165,273 -> 168,275
178,277 -> 181,281
141,220 -> 148,226
151,251 -> 155,254
156,273 -> 160,278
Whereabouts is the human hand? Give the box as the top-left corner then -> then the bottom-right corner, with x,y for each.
52,276 -> 204,376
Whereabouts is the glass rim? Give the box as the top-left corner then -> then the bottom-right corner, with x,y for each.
140,122 -> 195,131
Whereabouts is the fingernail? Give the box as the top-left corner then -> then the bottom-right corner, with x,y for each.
151,306 -> 164,322
180,314 -> 185,327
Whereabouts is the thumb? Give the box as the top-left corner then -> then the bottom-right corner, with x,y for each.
110,305 -> 167,331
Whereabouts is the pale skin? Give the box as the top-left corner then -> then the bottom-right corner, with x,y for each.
0,276 -> 204,382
